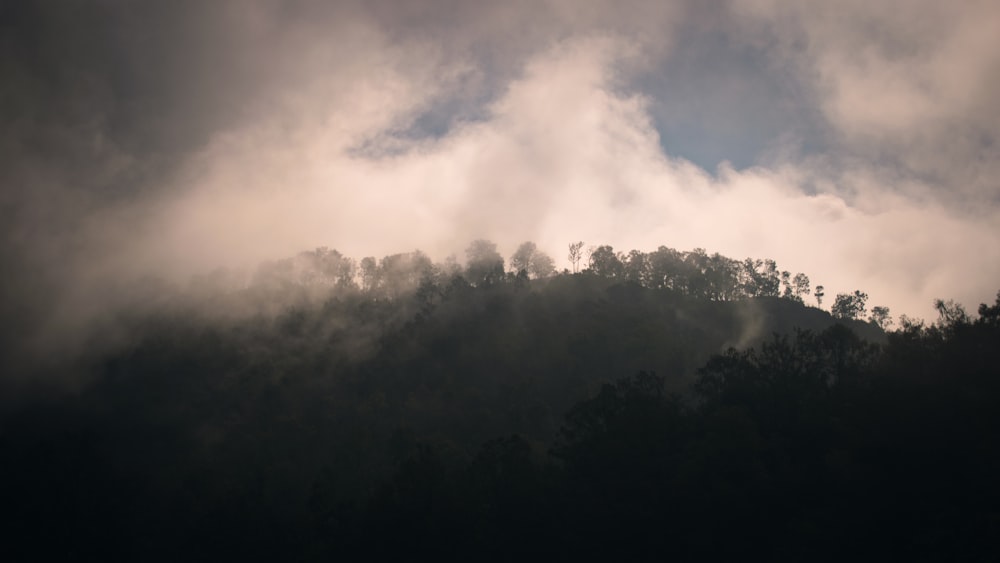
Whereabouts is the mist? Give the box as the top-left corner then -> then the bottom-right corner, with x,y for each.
3,0 -> 999,372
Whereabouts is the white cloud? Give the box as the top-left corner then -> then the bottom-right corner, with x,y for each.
119,33 -> 1000,320
733,0 -> 1000,201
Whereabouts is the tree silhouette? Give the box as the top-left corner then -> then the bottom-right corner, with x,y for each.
791,273 -> 810,303
869,305 -> 892,329
588,245 -> 624,278
568,241 -> 584,273
831,290 -> 867,320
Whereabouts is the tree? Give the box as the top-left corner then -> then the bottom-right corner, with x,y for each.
622,250 -> 647,284
707,253 -> 739,301
738,258 -> 780,297
465,239 -> 505,287
379,251 -> 434,298
528,252 -> 555,279
296,247 -> 357,289
758,259 -> 781,297
934,299 -> 970,327
510,242 -> 537,274
568,242 -> 585,273
977,291 -> 1000,327
869,306 -> 892,330
792,273 -> 810,303
360,256 -> 379,292
511,241 -> 555,279
831,290 -> 868,320
647,246 -> 684,290
589,245 -> 624,278
684,248 -> 711,298
438,254 -> 463,281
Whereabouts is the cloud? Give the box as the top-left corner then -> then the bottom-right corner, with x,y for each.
733,0 -> 1000,202
2,1 -> 999,375
132,33 -> 1000,322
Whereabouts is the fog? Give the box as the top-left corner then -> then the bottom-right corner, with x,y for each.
3,0 -> 999,373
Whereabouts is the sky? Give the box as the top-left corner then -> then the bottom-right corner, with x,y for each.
2,0 -> 1000,355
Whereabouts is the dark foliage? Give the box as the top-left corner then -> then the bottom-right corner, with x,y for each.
2,242 -> 995,561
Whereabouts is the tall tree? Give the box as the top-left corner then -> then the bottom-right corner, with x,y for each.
780,270 -> 793,299
568,241 -> 585,273
684,249 -> 711,298
758,259 -> 781,297
792,273 -> 810,303
814,285 -> 825,308
360,256 -> 379,293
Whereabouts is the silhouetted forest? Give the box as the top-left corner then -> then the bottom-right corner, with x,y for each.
2,241 -> 997,561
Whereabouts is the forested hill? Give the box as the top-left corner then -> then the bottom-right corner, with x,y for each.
4,240 -> 996,561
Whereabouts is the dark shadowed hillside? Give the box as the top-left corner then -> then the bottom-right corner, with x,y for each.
3,242 -> 994,562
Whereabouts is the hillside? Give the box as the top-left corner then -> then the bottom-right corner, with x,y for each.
3,242 -> 994,562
